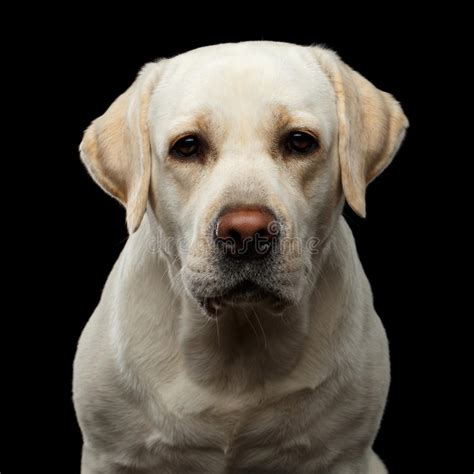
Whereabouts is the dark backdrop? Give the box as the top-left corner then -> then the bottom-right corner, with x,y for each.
16,16 -> 458,474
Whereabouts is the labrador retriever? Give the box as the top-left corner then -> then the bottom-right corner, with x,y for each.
73,41 -> 408,473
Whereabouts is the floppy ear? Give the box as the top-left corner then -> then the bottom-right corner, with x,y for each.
313,47 -> 409,217
79,62 -> 162,233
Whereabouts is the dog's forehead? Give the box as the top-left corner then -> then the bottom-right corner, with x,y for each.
150,42 -> 336,133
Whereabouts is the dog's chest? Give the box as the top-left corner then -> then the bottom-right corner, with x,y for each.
142,381 -> 315,472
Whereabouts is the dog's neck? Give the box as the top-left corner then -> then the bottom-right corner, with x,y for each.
118,214 -> 354,395
178,295 -> 312,392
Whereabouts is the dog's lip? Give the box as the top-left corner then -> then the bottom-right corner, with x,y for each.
225,279 -> 265,296
198,280 -> 288,317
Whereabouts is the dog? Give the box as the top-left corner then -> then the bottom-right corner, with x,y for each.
73,41 -> 408,473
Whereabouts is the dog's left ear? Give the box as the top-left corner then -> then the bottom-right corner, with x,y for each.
313,47 -> 409,217
80,62 -> 163,233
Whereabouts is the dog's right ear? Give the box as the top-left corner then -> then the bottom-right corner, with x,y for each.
79,61 -> 163,233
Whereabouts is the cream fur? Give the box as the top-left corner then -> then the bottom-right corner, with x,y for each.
75,41 -> 407,473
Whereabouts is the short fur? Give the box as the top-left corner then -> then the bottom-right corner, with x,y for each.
74,41 -> 408,473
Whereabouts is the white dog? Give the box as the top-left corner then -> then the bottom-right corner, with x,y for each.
74,41 -> 408,473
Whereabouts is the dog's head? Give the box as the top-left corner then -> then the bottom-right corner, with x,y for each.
80,42 -> 407,316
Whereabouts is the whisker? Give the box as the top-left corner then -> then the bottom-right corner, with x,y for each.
252,307 -> 267,350
243,308 -> 260,346
215,313 -> 221,347
280,312 -> 291,327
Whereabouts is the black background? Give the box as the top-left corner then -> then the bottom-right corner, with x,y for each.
14,15 -> 460,474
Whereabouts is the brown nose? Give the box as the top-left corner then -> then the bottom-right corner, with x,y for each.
215,206 -> 279,259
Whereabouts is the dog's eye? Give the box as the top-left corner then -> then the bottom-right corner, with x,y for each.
171,135 -> 201,158
286,132 -> 319,154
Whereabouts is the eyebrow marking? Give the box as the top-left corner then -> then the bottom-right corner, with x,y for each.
265,104 -> 325,156
269,104 -> 292,130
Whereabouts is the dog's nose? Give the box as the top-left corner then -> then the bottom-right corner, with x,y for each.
215,207 -> 279,259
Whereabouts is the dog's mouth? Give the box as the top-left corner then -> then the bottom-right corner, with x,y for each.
198,280 -> 288,317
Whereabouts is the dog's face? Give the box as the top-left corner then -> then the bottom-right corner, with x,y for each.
80,42 -> 408,316
149,44 -> 340,312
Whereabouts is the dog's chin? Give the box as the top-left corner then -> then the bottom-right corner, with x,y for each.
196,280 -> 291,318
